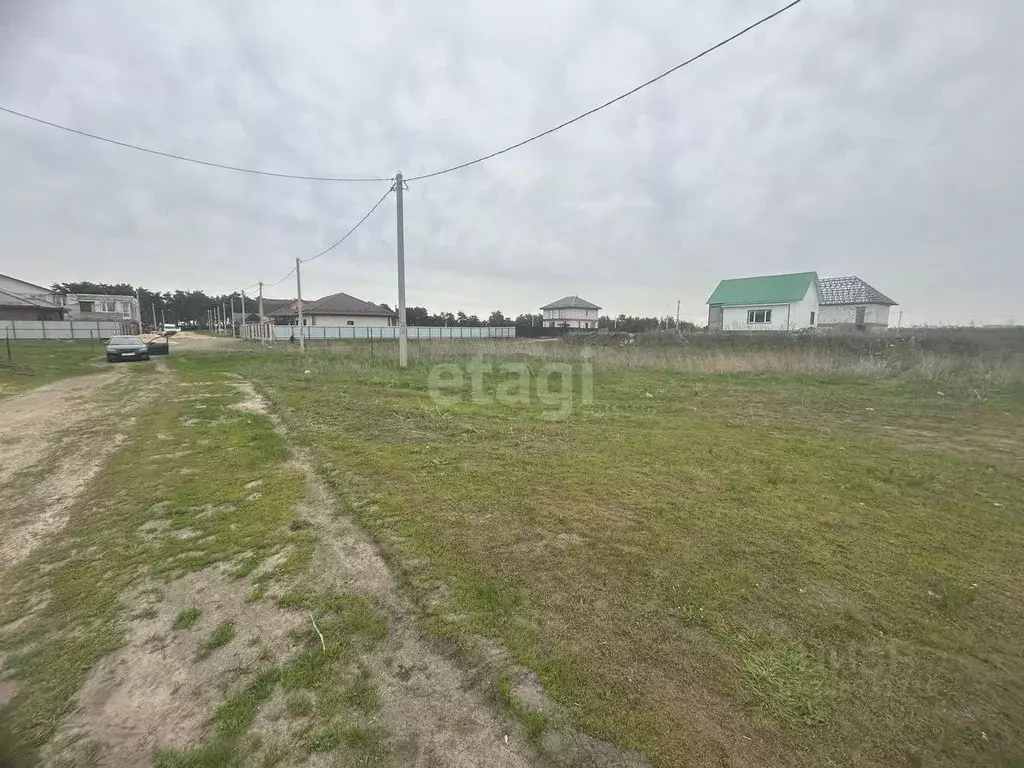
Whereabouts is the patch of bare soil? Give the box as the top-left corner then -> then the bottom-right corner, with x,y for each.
232,380 -> 269,414
0,371 -> 128,568
42,571 -> 305,768
166,331 -> 242,351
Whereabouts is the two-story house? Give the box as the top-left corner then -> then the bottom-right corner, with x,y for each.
541,296 -> 601,329
62,293 -> 141,324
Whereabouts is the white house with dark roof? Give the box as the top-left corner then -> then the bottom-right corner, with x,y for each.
267,292 -> 396,327
541,295 -> 601,329
817,277 -> 897,332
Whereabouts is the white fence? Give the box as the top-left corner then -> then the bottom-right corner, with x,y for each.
2,319 -> 135,340
241,324 -> 516,341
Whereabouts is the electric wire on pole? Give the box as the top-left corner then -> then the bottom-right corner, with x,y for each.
404,0 -> 804,181
2,1 -> 803,187
0,106 -> 390,182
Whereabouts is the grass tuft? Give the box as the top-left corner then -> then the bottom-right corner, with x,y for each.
739,645 -> 829,726
285,690 -> 315,718
172,606 -> 201,630
197,620 -> 236,660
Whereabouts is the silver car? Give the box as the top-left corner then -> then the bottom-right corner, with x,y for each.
106,335 -> 151,363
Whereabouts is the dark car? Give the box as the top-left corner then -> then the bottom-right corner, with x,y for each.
106,335 -> 151,362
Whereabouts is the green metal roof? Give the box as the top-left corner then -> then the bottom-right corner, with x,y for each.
707,272 -> 817,306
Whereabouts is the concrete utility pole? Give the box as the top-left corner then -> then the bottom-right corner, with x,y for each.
160,308 -> 166,327
151,304 -> 157,331
240,290 -> 247,339
395,171 -> 408,368
222,302 -> 227,334
676,300 -> 681,330
231,297 -> 237,338
295,258 -> 305,353
257,282 -> 266,343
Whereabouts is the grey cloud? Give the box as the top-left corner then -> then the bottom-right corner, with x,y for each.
1,0 -> 1021,324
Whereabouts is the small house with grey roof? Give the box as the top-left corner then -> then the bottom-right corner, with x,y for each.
817,276 -> 897,332
541,295 -> 601,329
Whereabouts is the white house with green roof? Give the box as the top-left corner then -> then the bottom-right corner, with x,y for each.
706,272 -> 821,331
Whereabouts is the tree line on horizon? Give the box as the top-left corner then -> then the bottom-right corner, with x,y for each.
52,282 -> 697,333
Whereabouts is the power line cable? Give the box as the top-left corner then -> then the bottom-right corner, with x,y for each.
2,1 -> 800,185
263,266 -> 297,289
249,183 -> 393,293
406,0 -> 804,182
301,185 -> 394,264
0,105 -> 392,182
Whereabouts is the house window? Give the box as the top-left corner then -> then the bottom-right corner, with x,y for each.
80,300 -> 94,312
810,311 -> 816,325
747,309 -> 772,324
347,320 -> 354,326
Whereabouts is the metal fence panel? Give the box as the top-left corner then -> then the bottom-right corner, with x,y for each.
258,324 -> 515,341
1,320 -> 130,340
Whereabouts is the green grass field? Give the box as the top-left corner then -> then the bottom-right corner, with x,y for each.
3,332 -> 1022,767
167,335 -> 1024,767
0,340 -> 104,395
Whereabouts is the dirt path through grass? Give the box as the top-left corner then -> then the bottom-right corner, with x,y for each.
1,362 -> 547,767
0,368 -> 127,567
248,381 -> 544,767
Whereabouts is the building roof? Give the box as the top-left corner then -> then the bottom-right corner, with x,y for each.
268,300 -> 310,317
268,292 -> 395,319
819,276 -> 896,306
0,287 -> 61,310
540,295 -> 601,310
302,292 -> 395,317
0,273 -> 52,294
69,293 -> 138,301
258,298 -> 296,315
707,272 -> 817,306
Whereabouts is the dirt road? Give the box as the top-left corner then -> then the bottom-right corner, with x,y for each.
0,370 -> 130,567
160,331 -> 241,351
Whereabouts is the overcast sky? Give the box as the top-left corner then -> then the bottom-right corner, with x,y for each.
1,0 -> 1020,325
